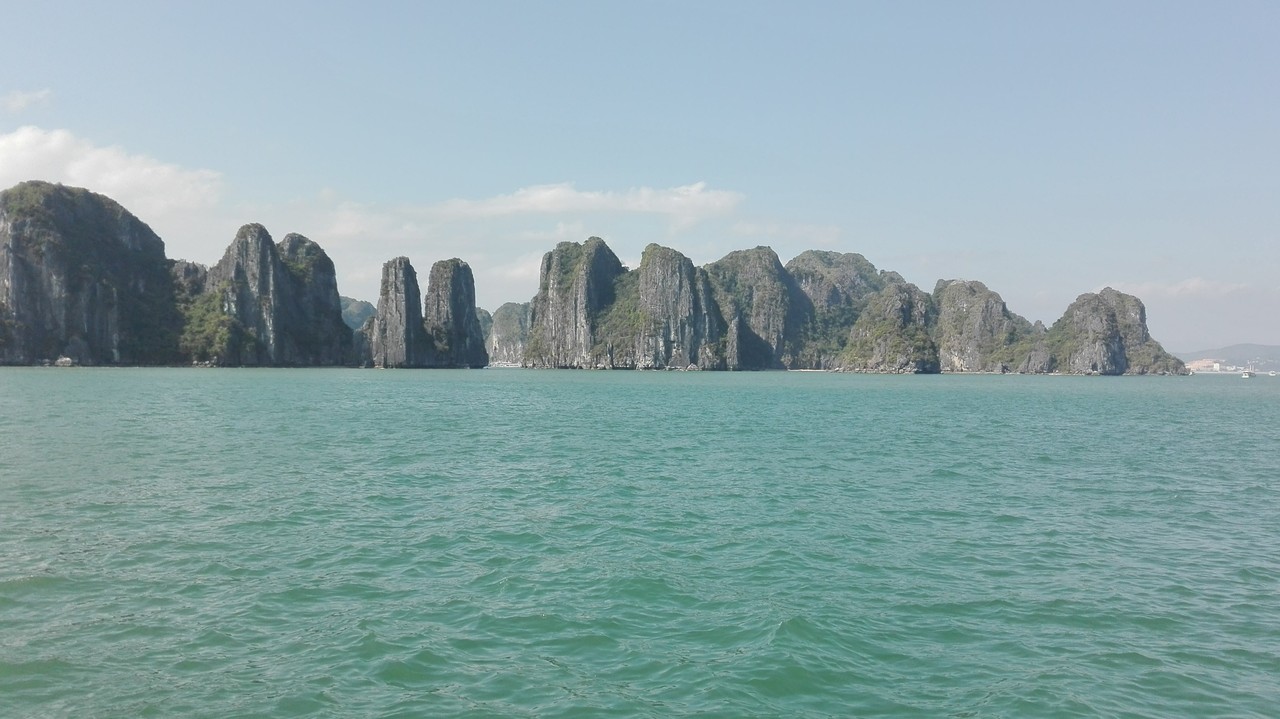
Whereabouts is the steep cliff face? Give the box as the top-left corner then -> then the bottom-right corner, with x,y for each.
278,233 -> 353,365
1043,288 -> 1186,375
0,181 -> 181,364
1015,321 -> 1053,374
201,224 -> 291,365
361,256 -> 428,368
704,246 -> 812,369
626,244 -> 726,369
522,241 -> 729,369
487,302 -> 530,365
423,258 -> 488,368
524,237 -> 625,367
476,308 -> 493,345
340,296 -> 375,330
839,281 -> 939,373
931,279 -> 1034,372
785,250 -> 886,368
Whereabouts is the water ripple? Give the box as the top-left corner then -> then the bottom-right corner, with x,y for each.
1,369 -> 1278,717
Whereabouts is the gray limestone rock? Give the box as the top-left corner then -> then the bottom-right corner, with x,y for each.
704,246 -> 813,369
785,250 -> 886,369
487,302 -> 530,365
931,279 -> 1034,373
0,181 -> 181,365
839,282 -> 940,373
476,307 -> 493,346
203,224 -> 294,365
423,258 -> 488,368
524,237 -> 625,368
362,256 -> 428,368
340,296 -> 375,331
278,233 -> 354,366
1015,321 -> 1053,374
1045,288 -> 1186,375
627,244 -> 726,369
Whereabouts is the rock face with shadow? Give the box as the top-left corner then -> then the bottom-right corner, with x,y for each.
0,181 -> 182,365
486,302 -> 530,365
423,258 -> 488,368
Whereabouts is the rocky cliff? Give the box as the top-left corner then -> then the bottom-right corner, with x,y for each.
624,244 -> 726,369
476,308 -> 493,345
931,279 -> 1035,373
704,246 -> 812,369
200,224 -> 292,365
1041,288 -> 1185,375
340,296 -> 375,330
185,225 -> 352,366
839,280 -> 939,373
519,240 -> 730,369
0,181 -> 181,365
785,250 -> 886,368
361,257 -> 429,368
524,238 -> 626,367
0,182 -> 1190,374
278,233 -> 353,365
423,258 -> 488,368
487,302 -> 530,365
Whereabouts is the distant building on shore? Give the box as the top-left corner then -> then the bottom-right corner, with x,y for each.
1186,358 -> 1224,372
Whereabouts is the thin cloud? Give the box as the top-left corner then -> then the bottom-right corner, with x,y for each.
515,220 -> 587,243
0,126 -> 222,218
434,181 -> 742,227
731,220 -> 842,247
3,89 -> 53,113
1112,277 -> 1249,299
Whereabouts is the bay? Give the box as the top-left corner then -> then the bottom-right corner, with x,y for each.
1,368 -> 1278,717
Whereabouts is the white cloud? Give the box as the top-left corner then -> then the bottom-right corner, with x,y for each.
433,181 -> 742,228
0,131 -> 750,307
515,220 -> 587,243
731,220 -> 842,247
0,126 -> 223,219
1111,277 -> 1249,299
3,89 -> 53,113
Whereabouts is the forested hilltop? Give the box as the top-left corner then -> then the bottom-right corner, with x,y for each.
1,181 -> 1185,374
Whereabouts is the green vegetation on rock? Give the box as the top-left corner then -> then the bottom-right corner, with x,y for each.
178,284 -> 245,363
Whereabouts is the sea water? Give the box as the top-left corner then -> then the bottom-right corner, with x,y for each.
1,368 -> 1277,717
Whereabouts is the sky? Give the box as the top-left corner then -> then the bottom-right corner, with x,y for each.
1,1 -> 1276,352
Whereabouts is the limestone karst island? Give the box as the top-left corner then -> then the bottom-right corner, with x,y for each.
0,181 -> 1186,375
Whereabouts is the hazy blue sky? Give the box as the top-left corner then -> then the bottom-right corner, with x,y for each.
2,1 -> 1276,350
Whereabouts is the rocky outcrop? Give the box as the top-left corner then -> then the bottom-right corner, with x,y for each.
1015,321 -> 1053,374
355,256 -> 489,369
704,246 -> 812,369
524,237 -> 626,367
839,281 -> 939,373
340,296 -> 375,330
487,302 -> 530,365
201,224 -> 292,365
1042,288 -> 1185,375
170,260 -> 208,299
785,250 -> 886,368
519,240 -> 729,369
278,234 -> 353,365
625,244 -> 726,369
423,258 -> 488,368
932,279 -> 1034,373
190,225 -> 352,366
361,257 -> 428,368
0,181 -> 181,365
0,182 -> 1191,375
476,308 -> 493,345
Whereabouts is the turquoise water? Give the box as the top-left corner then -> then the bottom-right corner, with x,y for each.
2,369 -> 1278,717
